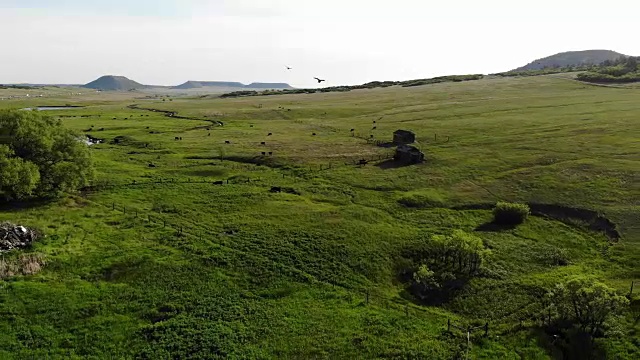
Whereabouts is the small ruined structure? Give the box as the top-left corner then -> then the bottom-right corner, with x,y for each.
393,130 -> 416,145
394,145 -> 424,164
0,222 -> 39,252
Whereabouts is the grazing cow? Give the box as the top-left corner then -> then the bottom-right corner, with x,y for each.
373,121 -> 376,124
350,129 -> 355,132
268,152 -> 273,156
261,152 -> 266,156
250,125 -> 254,128
213,180 -> 224,185
113,118 -> 117,120
175,137 -> 180,140
372,126 -> 377,130
99,128 -> 104,131
270,186 -> 282,193
208,133 -> 211,136
261,142 -> 266,145
180,137 -> 183,140
267,133 -> 273,136
225,140 -> 231,144
287,109 -> 291,111
146,126 -> 150,129
358,159 -> 368,166
312,133 -> 317,136
370,135 -> 374,138
148,163 -> 157,168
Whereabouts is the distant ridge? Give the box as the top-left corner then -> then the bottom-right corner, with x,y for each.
246,82 -> 293,89
83,75 -> 144,91
512,50 -> 628,71
173,81 -> 293,90
173,81 -> 246,89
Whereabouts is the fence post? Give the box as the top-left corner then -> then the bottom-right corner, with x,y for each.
447,319 -> 451,332
484,322 -> 489,337
630,281 -> 635,298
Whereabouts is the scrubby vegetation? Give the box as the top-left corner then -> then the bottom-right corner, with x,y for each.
220,74 -> 483,98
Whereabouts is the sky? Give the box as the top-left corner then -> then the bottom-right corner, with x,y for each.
1,0 -> 639,87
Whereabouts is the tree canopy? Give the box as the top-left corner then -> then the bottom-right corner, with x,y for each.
546,277 -> 629,336
0,110 -> 93,201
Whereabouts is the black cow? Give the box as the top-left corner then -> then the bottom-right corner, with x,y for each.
268,152 -> 273,156
270,186 -> 282,193
312,133 -> 317,136
267,133 -> 273,136
350,129 -> 355,132
175,137 -> 180,140
261,152 -> 266,156
213,180 -> 224,185
261,142 -> 266,145
358,159 -> 368,165
148,163 -> 157,168
372,126 -> 377,130
225,140 -> 231,144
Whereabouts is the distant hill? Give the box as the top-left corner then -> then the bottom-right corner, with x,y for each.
174,81 -> 293,90
245,82 -> 293,89
173,81 -> 246,89
512,50 -> 627,71
83,76 -> 145,91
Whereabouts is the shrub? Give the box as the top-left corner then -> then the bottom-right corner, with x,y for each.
493,202 -> 530,225
0,110 -> 94,200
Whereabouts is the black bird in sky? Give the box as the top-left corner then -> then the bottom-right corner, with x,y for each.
286,66 -> 292,70
314,77 -> 326,83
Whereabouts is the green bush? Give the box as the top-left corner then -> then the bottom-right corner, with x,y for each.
493,202 -> 530,225
0,110 -> 93,201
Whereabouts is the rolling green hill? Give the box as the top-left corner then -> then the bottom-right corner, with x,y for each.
513,50 -> 627,71
0,75 -> 638,359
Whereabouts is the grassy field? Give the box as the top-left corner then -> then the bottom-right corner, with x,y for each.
0,75 -> 638,359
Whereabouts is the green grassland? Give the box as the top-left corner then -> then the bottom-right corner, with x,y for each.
0,75 -> 638,358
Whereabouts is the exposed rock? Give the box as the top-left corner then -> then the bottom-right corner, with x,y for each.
0,222 -> 39,252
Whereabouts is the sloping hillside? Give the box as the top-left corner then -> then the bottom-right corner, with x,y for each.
513,50 -> 627,71
83,76 -> 144,91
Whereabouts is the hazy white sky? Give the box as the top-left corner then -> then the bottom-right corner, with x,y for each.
1,0 -> 638,87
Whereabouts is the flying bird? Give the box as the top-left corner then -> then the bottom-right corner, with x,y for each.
314,77 -> 326,83
286,66 -> 292,70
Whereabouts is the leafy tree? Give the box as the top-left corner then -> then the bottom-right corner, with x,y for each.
0,110 -> 93,201
413,264 -> 439,291
546,277 -> 629,336
0,146 -> 40,200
